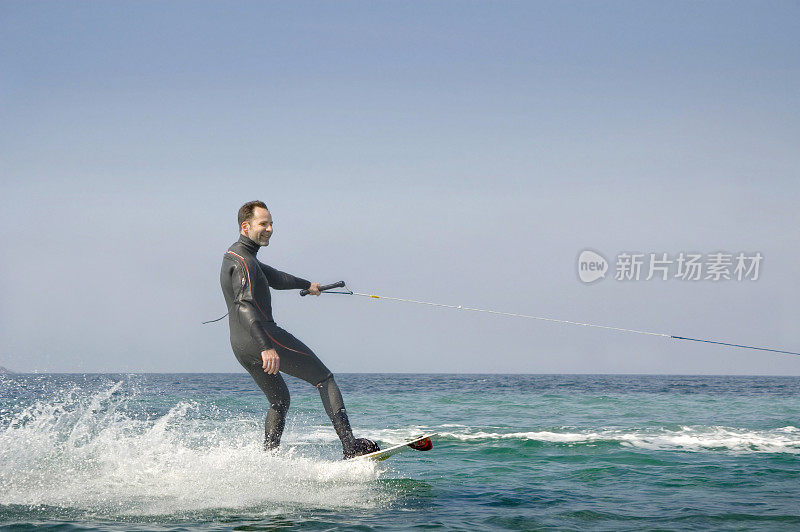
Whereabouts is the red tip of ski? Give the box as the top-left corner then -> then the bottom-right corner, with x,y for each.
408,437 -> 433,451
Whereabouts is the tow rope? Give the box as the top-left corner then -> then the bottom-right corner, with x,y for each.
317,282 -> 800,357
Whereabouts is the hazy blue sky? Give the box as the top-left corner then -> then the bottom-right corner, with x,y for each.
1,1 -> 798,374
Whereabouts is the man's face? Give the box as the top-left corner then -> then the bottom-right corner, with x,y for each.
242,207 -> 273,246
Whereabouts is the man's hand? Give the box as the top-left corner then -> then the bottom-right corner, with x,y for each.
307,282 -> 321,296
261,348 -> 280,374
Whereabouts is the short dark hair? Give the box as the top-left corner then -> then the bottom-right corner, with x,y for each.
238,200 -> 268,228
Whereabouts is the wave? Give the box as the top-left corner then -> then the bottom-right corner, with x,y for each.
301,423 -> 800,455
435,426 -> 800,453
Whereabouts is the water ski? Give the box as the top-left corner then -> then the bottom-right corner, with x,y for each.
355,433 -> 436,461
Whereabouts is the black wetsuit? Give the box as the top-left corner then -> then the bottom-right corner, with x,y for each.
220,235 -> 376,457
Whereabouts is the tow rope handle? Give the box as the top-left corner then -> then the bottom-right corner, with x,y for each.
300,280 -> 346,297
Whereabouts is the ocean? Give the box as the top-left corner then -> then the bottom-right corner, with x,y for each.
1,373 -> 799,531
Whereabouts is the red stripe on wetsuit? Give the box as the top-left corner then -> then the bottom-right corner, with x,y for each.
226,250 -> 313,358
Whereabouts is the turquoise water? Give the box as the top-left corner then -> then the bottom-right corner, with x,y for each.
1,373 -> 799,530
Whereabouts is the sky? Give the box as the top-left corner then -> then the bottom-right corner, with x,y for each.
1,1 -> 798,374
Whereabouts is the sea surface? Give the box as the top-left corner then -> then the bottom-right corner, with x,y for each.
1,373 -> 799,531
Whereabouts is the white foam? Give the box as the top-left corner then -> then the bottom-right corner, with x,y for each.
0,382 -> 386,516
288,423 -> 800,454
435,426 -> 800,453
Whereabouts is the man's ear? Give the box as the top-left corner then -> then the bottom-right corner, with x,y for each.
240,221 -> 249,234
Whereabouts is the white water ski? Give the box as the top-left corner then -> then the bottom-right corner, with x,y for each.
355,433 -> 437,461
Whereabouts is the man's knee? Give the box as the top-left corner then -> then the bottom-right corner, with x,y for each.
314,372 -> 335,389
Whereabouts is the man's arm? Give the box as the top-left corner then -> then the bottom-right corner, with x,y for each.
259,262 -> 312,291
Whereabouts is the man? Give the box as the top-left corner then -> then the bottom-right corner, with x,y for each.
220,200 -> 379,458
